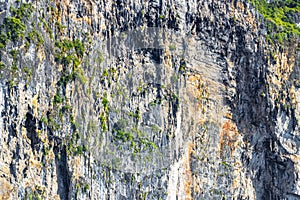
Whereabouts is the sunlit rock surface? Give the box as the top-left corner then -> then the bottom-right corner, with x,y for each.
0,0 -> 299,199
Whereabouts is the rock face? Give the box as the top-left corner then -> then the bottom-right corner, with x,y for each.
0,0 -> 299,199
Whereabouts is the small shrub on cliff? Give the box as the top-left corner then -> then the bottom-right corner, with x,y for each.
102,97 -> 109,112
10,2 -> 33,21
0,62 -> 5,70
4,17 -> 26,41
1,3 -> 34,43
54,94 -> 63,104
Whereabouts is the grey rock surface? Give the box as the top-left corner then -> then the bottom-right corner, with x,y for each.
0,0 -> 299,199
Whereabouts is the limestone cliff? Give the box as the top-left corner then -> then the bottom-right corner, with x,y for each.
0,0 -> 299,199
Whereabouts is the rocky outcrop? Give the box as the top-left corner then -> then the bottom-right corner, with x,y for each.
0,0 -> 299,199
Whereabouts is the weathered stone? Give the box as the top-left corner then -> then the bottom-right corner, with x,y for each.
0,0 -> 299,199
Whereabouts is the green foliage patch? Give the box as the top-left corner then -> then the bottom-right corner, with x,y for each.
249,0 -> 300,43
10,2 -> 33,21
4,17 -> 26,42
113,127 -> 158,153
0,2 -> 33,45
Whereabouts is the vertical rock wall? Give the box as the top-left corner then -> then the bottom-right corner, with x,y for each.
0,0 -> 299,199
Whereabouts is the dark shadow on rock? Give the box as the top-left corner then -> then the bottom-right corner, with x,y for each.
25,112 -> 41,151
225,25 -> 297,199
53,142 -> 70,200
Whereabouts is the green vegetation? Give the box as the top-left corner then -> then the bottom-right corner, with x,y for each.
159,15 -> 165,19
0,2 -> 90,163
25,190 -> 42,200
150,124 -> 161,133
140,191 -> 148,200
23,66 -> 32,77
47,116 -> 60,131
57,73 -> 73,86
113,127 -> 158,153
169,44 -> 176,51
128,108 -> 140,121
73,67 -> 87,84
102,69 -> 109,77
0,33 -> 7,49
0,62 -> 5,70
41,116 -> 48,125
49,12 -> 89,160
220,161 -> 231,170
10,63 -> 18,73
66,132 -> 86,156
0,2 -> 35,79
4,17 -> 26,41
55,21 -> 66,34
249,0 -> 300,43
82,183 -> 90,193
0,2 -> 33,45
115,129 -> 134,142
99,112 -> 107,132
9,49 -> 18,59
75,181 -> 90,197
39,17 -> 53,39
62,105 -> 71,111
26,28 -> 44,46
55,38 -> 87,88
44,146 -> 50,155
10,2 -> 33,21
102,97 -> 109,112
75,146 -> 83,155
73,39 -> 85,58
260,91 -> 266,97
179,58 -> 186,74
54,94 -> 63,104
55,39 -> 85,66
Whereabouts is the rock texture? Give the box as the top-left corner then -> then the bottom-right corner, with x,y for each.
0,0 -> 299,199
